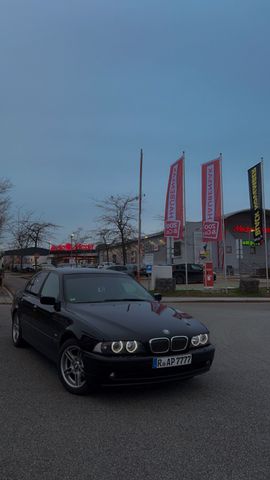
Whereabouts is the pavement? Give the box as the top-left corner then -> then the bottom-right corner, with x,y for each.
0,285 -> 12,304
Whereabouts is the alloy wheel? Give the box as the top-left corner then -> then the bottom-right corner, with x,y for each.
60,345 -> 86,389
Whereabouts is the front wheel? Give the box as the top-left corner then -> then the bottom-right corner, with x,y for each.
12,312 -> 26,347
58,339 -> 94,395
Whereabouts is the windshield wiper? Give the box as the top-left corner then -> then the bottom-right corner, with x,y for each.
103,298 -> 148,302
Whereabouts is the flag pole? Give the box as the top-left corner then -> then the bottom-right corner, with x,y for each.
220,153 -> 228,292
261,157 -> 269,294
137,148 -> 143,282
183,151 -> 188,286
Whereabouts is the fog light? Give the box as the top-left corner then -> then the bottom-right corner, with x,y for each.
111,341 -> 124,354
126,340 -> 138,353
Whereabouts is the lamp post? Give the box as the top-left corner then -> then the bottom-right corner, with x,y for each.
70,233 -> 74,265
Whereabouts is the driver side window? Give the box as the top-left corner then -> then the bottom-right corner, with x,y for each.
40,272 -> 60,299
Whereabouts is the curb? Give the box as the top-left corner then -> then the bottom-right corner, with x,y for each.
162,297 -> 270,303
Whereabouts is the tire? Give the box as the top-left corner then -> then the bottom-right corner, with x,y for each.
58,338 -> 94,395
12,311 -> 26,347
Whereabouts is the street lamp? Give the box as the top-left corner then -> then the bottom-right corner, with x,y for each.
70,233 -> 75,265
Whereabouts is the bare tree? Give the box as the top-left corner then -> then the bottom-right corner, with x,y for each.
0,178 -> 12,238
9,210 -> 33,270
96,195 -> 138,265
96,228 -> 115,263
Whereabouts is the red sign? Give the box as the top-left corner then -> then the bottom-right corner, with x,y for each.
204,262 -> 214,288
164,156 -> 184,240
202,158 -> 222,241
50,243 -> 95,252
233,225 -> 270,234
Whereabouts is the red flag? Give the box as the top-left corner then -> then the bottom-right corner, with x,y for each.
201,158 -> 222,241
164,156 -> 184,240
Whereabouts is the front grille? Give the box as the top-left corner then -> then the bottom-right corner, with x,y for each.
149,337 -> 170,354
171,336 -> 188,352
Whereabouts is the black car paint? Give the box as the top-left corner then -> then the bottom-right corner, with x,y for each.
12,268 -> 215,387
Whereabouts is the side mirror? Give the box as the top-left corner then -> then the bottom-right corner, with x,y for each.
153,293 -> 162,302
40,296 -> 56,306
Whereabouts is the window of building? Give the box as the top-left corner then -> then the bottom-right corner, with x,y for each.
174,241 -> 182,257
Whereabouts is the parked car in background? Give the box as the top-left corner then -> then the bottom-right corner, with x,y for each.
173,263 -> 216,284
11,267 -> 215,394
106,264 -> 136,277
97,262 -> 115,269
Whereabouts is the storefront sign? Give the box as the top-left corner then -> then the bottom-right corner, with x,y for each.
50,243 -> 95,252
233,225 -> 270,234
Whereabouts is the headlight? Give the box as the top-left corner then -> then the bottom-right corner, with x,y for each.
126,340 -> 138,353
111,341 -> 124,354
191,335 -> 201,347
93,340 -> 141,355
199,333 -> 209,345
191,334 -> 209,347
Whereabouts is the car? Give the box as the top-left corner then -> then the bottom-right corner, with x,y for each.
172,263 -> 216,284
97,262 -> 115,269
11,267 -> 215,395
106,264 -> 137,277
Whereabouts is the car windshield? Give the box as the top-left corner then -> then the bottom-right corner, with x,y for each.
63,273 -> 154,303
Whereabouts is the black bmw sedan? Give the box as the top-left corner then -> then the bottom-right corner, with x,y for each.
11,268 -> 215,395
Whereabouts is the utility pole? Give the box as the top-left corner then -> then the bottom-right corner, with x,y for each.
137,149 -> 143,282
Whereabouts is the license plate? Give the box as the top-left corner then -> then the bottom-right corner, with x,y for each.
152,354 -> 192,369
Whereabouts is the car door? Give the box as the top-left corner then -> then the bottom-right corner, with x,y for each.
34,272 -> 69,361
19,271 -> 49,346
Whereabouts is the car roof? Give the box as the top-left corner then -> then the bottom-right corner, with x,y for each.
47,267 -> 126,276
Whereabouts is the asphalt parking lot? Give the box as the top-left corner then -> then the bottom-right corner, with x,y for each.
1,303 -> 270,480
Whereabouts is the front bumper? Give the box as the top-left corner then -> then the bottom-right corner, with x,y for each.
83,345 -> 215,386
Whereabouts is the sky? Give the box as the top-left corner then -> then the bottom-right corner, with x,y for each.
1,0 -> 270,246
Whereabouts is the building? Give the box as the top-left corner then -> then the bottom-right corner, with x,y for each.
97,209 -> 270,275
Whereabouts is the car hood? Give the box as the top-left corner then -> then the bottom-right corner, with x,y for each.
65,301 -> 207,340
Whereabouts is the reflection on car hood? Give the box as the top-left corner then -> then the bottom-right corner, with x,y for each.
66,301 -> 206,340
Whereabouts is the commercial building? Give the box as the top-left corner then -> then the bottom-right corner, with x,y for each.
98,209 -> 270,275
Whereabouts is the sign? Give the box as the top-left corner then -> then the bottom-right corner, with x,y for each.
204,262 -> 214,288
146,265 -> 152,274
248,163 -> 263,243
202,158 -> 222,241
233,225 -> 270,234
50,243 -> 95,252
164,156 -> 184,240
143,253 -> 154,265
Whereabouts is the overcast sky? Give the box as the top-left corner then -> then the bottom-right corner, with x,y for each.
1,0 -> 269,245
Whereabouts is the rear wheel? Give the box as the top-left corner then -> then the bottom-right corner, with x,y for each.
12,312 -> 26,347
58,339 -> 95,395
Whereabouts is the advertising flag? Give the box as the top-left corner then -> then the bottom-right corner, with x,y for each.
248,162 -> 263,243
164,156 -> 184,240
201,158 -> 222,242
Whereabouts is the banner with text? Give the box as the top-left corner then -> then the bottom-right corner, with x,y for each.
201,158 -> 222,241
164,156 -> 184,240
248,162 -> 263,243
